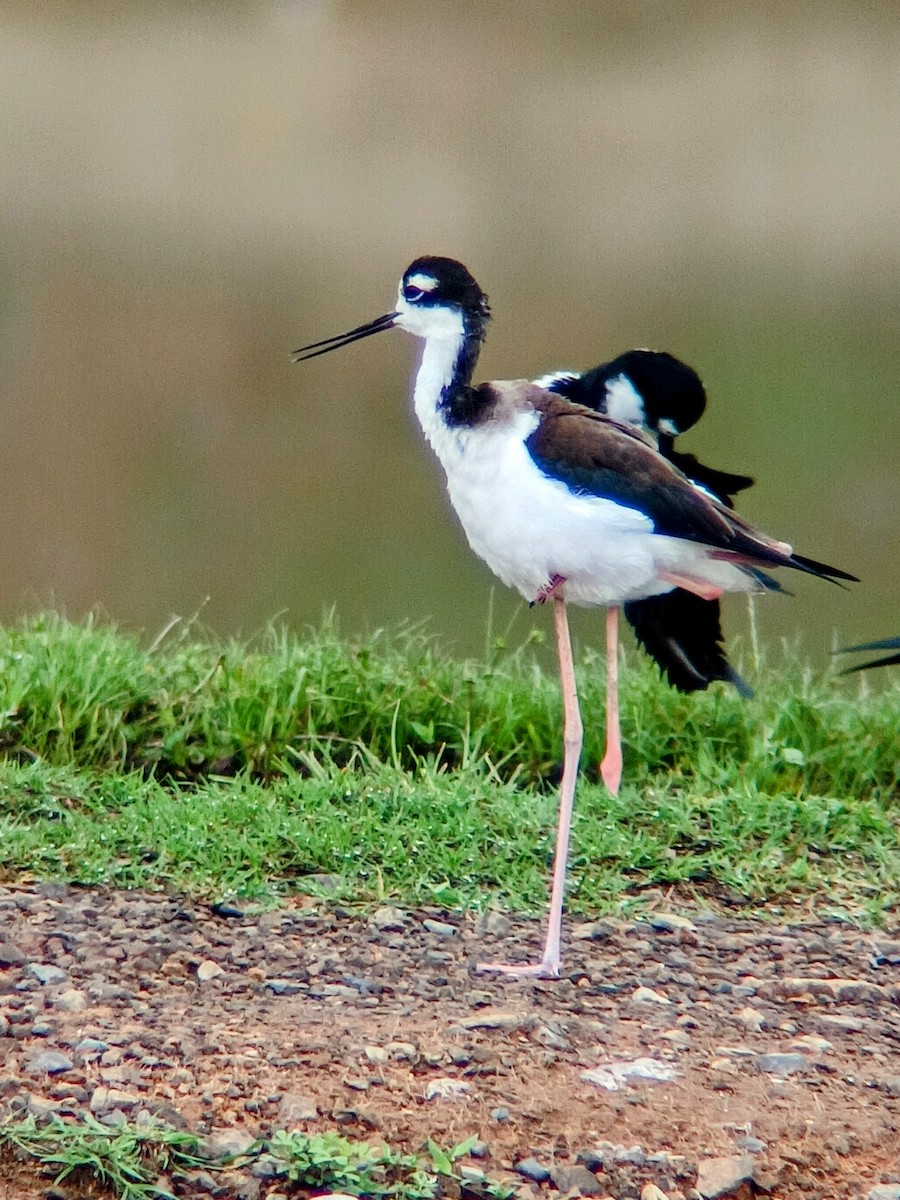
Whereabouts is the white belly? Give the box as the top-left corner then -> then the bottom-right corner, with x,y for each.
427,410 -> 691,605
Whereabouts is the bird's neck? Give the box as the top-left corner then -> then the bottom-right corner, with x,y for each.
412,318 -> 489,441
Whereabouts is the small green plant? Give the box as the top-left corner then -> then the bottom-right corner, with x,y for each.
0,1113 -> 206,1199
267,1130 -> 392,1190
263,1130 -> 510,1199
426,1134 -> 479,1175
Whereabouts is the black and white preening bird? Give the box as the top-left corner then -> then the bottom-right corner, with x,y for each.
294,255 -> 857,977
836,636 -> 900,671
535,350 -> 756,697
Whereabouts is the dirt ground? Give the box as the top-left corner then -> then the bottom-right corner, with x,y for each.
1,882 -> 899,1200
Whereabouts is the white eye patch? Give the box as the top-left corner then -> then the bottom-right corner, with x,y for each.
406,273 -> 438,292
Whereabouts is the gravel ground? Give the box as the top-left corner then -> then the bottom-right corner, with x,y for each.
1,882 -> 900,1199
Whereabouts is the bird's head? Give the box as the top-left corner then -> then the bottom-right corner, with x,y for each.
293,256 -> 490,362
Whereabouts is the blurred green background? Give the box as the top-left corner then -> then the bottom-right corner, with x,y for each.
0,1 -> 897,663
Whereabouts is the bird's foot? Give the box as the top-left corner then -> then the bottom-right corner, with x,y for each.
532,573 -> 567,606
476,958 -> 560,979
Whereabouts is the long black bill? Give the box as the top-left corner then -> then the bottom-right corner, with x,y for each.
292,311 -> 398,362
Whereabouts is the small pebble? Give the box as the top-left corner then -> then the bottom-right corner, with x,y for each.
641,1185 -> 671,1200
265,978 -> 304,996
475,910 -> 511,937
422,918 -> 456,937
645,913 -> 697,934
24,1050 -> 73,1076
735,1135 -> 767,1154
53,988 -> 88,1012
754,1052 -> 810,1076
631,985 -> 671,1005
425,1078 -> 471,1100
371,906 -> 406,931
26,963 -> 67,986
514,1157 -> 551,1184
75,1037 -> 108,1053
736,1006 -> 765,1032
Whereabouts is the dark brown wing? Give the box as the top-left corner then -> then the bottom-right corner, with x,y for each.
525,390 -> 760,549
518,387 -> 856,582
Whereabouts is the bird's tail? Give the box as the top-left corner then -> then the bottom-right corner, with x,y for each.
834,636 -> 900,672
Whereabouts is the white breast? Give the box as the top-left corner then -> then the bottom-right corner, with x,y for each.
414,386 -> 671,605
409,344 -> 755,607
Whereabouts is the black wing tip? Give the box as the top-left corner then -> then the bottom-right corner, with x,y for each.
788,553 -> 860,586
838,653 -> 900,673
835,635 -> 900,672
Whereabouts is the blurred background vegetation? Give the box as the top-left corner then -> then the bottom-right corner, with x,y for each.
0,1 -> 897,663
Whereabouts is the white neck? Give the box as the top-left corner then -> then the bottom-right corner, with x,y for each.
411,330 -> 466,458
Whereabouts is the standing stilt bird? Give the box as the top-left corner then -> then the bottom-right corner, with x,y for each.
294,256 -> 857,977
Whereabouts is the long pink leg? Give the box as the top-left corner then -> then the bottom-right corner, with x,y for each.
477,595 -> 583,978
600,606 -> 623,795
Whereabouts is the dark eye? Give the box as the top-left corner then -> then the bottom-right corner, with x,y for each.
403,284 -> 425,302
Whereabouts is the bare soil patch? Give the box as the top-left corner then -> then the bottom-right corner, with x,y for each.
1,883 -> 899,1199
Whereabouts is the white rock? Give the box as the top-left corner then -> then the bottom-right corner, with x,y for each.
696,1153 -> 755,1198
631,986 -> 671,1005
371,906 -> 406,931
641,1184 -> 671,1200
790,1033 -> 833,1054
197,959 -> 224,981
461,1009 -> 534,1032
26,963 -> 67,985
736,1006 -> 765,1032
645,913 -> 697,933
385,1041 -> 418,1060
425,1078 -> 471,1100
658,1028 -> 691,1048
54,988 -> 88,1012
581,1057 -> 676,1091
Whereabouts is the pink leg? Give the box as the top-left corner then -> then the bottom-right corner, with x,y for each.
477,596 -> 582,978
600,606 -> 622,795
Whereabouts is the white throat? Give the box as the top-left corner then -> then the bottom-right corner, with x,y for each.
410,327 -> 466,458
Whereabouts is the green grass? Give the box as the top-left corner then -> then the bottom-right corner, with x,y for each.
0,611 -> 897,919
0,1116 -> 511,1200
0,1113 -> 207,1199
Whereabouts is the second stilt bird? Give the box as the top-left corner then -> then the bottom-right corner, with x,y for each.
295,256 -> 856,977
536,350 -> 756,697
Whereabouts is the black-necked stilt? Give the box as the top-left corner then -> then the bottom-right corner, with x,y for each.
537,351 -> 756,696
837,636 -> 900,671
294,255 -> 857,977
